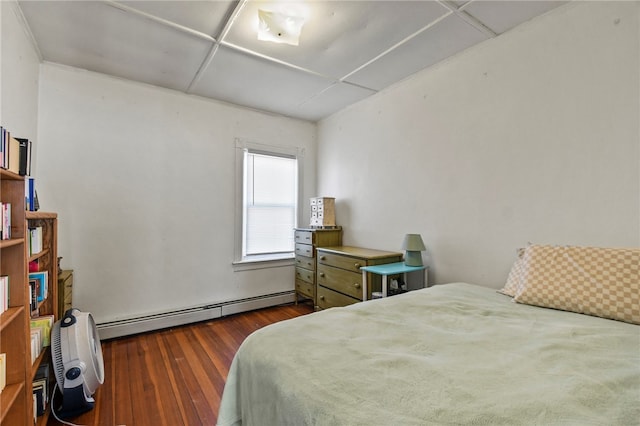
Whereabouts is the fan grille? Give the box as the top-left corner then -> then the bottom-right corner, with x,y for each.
51,322 -> 66,388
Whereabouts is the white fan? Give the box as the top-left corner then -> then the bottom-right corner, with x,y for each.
51,308 -> 105,419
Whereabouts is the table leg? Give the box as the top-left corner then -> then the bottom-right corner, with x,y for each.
361,271 -> 368,301
382,274 -> 388,297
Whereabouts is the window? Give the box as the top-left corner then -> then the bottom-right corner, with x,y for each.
234,139 -> 301,265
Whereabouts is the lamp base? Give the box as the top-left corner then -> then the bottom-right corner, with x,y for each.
404,251 -> 423,267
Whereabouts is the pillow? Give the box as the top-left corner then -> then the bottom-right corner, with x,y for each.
513,245 -> 640,325
498,247 -> 526,297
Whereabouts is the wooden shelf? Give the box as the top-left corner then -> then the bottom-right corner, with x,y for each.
25,212 -> 59,424
0,382 -> 25,423
0,168 -> 22,180
25,211 -> 57,220
0,306 -> 25,333
0,170 -> 59,424
0,238 -> 24,249
29,248 -> 51,263
31,347 -> 51,379
0,170 -> 28,424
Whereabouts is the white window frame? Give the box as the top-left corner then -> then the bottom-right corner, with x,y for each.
233,138 -> 303,270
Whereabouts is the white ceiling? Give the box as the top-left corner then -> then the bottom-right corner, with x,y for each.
17,0 -> 567,122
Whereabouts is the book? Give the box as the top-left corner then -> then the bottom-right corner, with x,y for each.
0,127 -> 7,169
30,329 -> 42,363
32,364 -> 50,416
25,177 -> 36,211
30,315 -> 54,347
0,127 -> 5,168
1,202 -> 10,240
29,226 -> 43,255
29,279 -> 38,312
29,271 -> 48,303
0,353 -> 6,393
35,362 -> 50,398
0,275 -> 8,314
7,135 -> 20,174
32,381 -> 45,416
26,139 -> 32,176
15,137 -> 31,176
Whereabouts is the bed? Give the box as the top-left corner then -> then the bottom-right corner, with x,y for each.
217,245 -> 640,426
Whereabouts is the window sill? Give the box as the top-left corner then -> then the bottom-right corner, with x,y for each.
232,253 -> 295,271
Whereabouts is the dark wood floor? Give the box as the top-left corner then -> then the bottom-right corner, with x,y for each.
47,303 -> 314,426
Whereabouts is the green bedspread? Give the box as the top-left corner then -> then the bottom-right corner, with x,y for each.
217,283 -> 640,425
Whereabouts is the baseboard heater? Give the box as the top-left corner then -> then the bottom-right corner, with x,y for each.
96,290 -> 295,340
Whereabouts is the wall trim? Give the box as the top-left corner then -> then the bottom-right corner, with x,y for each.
96,291 -> 296,340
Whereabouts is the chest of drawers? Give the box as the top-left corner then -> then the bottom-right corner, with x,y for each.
316,246 -> 402,309
58,269 -> 73,315
294,228 -> 342,306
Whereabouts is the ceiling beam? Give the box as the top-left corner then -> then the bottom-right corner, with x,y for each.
439,0 -> 498,37
103,0 -> 216,42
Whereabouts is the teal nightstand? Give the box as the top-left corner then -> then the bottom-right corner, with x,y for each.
360,262 -> 427,300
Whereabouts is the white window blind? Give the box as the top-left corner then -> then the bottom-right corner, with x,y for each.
243,150 -> 297,257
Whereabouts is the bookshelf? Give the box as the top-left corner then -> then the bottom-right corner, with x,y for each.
0,168 -> 58,425
26,211 -> 58,426
0,168 -> 28,425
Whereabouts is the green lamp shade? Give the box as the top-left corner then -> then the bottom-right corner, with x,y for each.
402,234 -> 426,266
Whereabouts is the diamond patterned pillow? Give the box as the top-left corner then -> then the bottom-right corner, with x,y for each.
513,245 -> 640,325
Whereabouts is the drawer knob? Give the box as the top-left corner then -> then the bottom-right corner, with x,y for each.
319,273 -> 325,277
320,296 -> 325,300
320,256 -> 326,260
354,283 -> 361,289
354,263 -> 361,268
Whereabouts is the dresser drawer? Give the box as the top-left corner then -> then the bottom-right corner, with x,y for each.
295,255 -> 315,270
295,279 -> 315,300
295,243 -> 314,257
317,285 -> 359,309
317,264 -> 362,300
295,267 -> 315,284
317,252 -> 364,273
294,230 -> 314,244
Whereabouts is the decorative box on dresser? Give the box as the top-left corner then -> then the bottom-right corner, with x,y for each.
294,228 -> 342,306
316,246 -> 403,309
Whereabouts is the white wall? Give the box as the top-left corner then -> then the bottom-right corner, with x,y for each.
318,2 -> 640,288
0,1 -> 40,143
37,64 -> 316,323
8,0 -> 640,325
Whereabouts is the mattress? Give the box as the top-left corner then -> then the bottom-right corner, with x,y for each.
217,283 -> 640,425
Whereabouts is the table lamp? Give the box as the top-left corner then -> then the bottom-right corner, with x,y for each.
402,234 -> 426,266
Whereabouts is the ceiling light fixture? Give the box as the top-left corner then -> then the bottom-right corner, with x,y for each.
257,9 -> 305,46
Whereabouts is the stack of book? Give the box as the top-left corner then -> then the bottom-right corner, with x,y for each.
0,126 -> 32,175
30,314 -> 54,364
28,271 -> 48,314
32,362 -> 50,418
